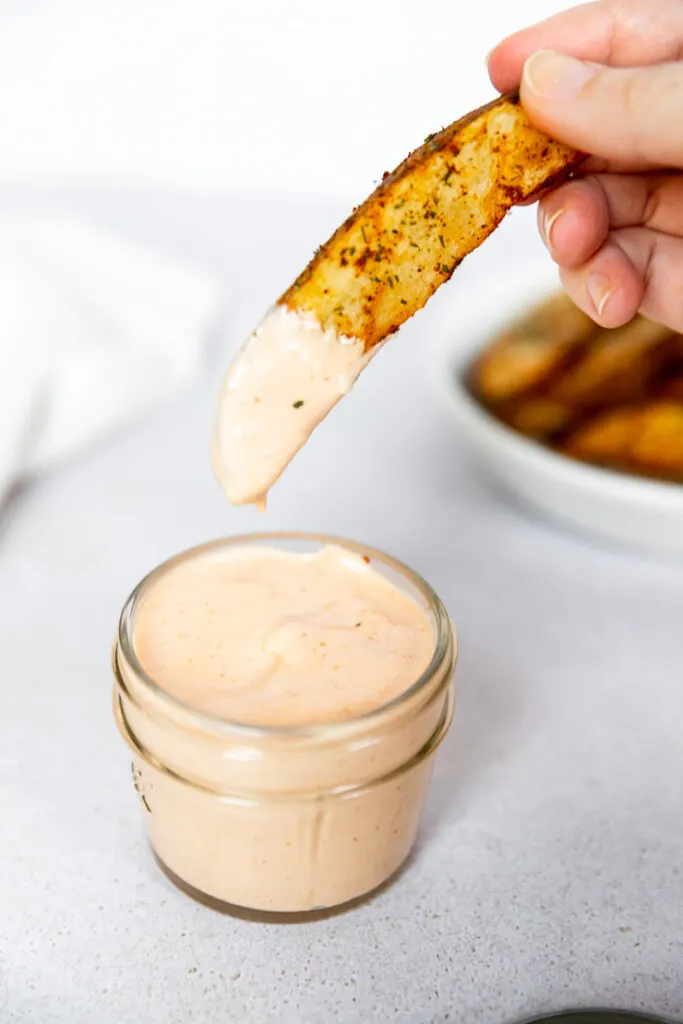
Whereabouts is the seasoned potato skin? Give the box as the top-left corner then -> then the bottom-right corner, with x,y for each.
281,93 -> 582,351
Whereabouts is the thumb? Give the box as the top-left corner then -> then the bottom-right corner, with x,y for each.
521,50 -> 683,169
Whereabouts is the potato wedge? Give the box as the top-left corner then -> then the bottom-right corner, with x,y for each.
281,93 -> 582,351
629,402 -> 683,475
469,291 -> 596,404
560,400 -> 683,480
547,317 -> 674,409
213,94 -> 583,505
560,406 -> 639,467
657,371 -> 683,402
497,396 -> 576,439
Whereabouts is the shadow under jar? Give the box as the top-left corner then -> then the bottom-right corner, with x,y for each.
112,533 -> 456,915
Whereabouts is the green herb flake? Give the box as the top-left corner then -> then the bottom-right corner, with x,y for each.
443,167 -> 453,184
440,263 -> 450,274
439,234 -> 445,248
360,226 -> 368,244
293,400 -> 304,409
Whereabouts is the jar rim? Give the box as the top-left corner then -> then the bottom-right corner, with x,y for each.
116,531 -> 455,741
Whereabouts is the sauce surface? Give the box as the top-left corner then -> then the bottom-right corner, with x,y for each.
134,544 -> 434,727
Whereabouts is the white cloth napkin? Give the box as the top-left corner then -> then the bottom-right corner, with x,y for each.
0,212 -> 220,500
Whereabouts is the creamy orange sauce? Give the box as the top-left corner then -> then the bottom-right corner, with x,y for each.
134,544 -> 434,727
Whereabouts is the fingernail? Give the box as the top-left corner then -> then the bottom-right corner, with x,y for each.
524,50 -> 598,101
587,272 -> 614,317
541,207 -> 564,252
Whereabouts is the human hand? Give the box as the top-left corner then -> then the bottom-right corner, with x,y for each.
487,0 -> 683,332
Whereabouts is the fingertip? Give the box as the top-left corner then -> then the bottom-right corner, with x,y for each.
538,178 -> 610,269
559,242 -> 643,328
486,42 -> 518,92
518,54 -> 566,137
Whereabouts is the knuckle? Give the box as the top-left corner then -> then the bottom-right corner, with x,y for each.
642,184 -> 661,228
620,68 -> 645,117
606,0 -> 682,63
605,0 -> 644,61
622,65 -> 683,163
616,70 -> 658,163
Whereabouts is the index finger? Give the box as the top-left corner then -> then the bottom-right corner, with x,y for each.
488,0 -> 683,93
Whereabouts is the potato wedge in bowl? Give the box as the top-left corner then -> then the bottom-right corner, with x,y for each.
435,265 -> 683,554
468,291 -> 683,483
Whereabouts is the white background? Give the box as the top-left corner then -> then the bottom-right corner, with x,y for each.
0,0 -> 566,198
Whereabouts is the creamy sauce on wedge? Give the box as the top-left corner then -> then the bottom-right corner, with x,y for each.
211,305 -> 370,505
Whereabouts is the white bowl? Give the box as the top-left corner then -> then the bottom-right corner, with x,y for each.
430,264 -> 683,556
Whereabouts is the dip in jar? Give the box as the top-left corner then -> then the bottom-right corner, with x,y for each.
112,534 -> 456,914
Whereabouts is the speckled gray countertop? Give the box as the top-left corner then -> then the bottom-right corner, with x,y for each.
1,189 -> 682,1024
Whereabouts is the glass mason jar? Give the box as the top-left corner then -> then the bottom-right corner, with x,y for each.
112,533 -> 457,915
